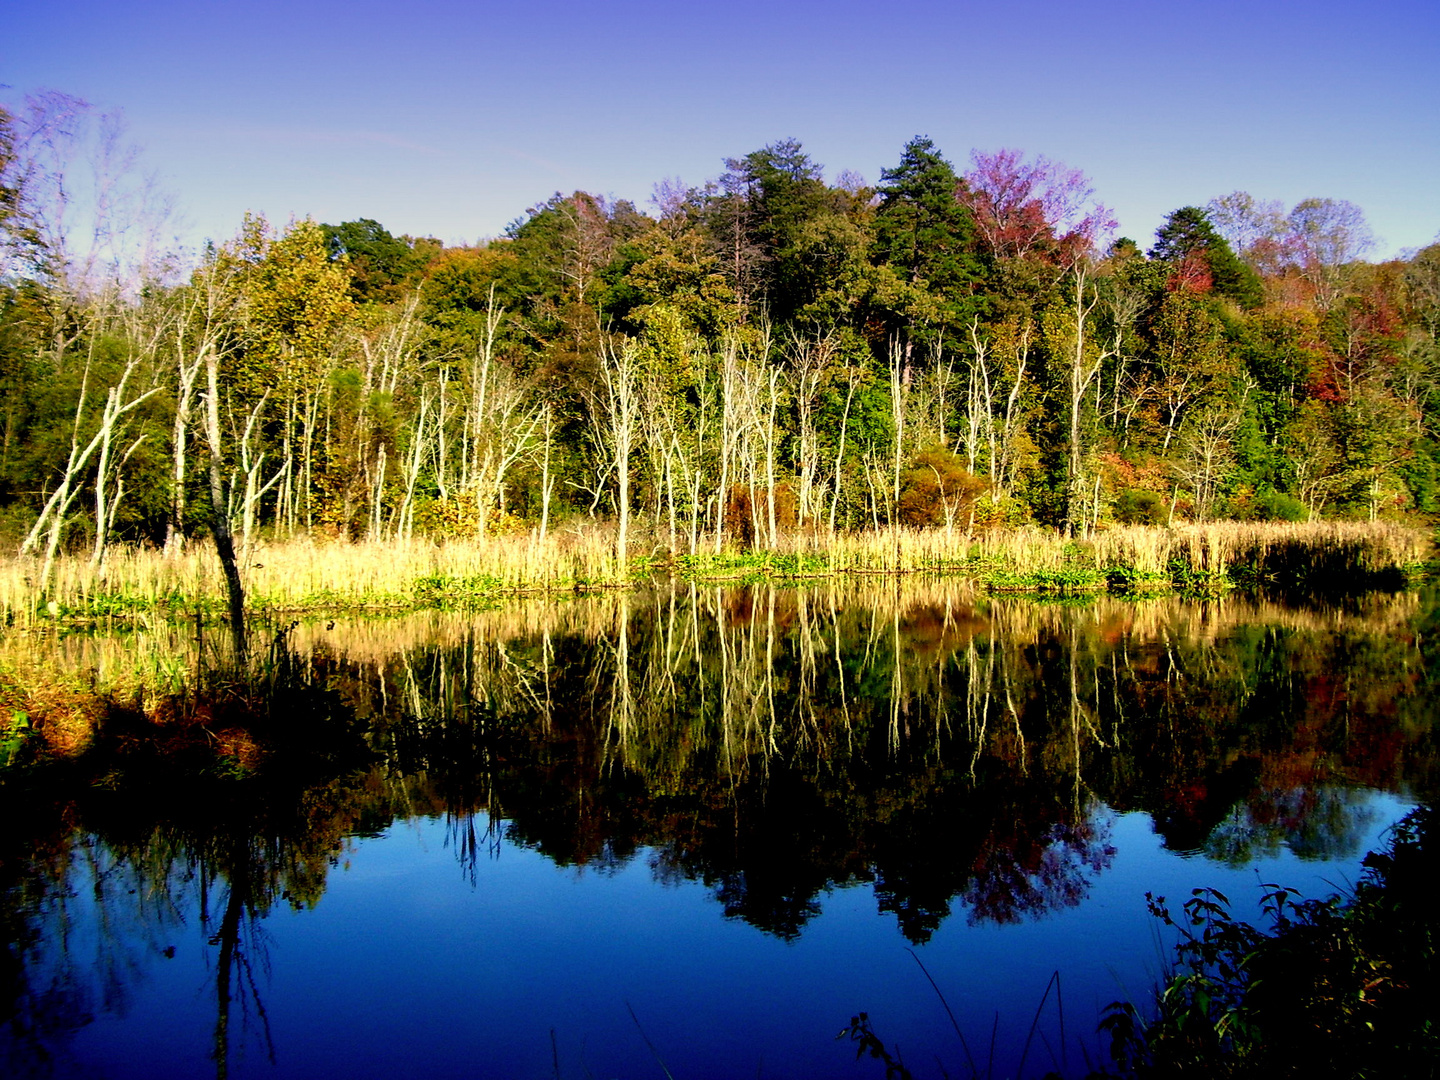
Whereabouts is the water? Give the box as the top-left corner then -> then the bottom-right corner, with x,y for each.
2,583 -> 1434,1078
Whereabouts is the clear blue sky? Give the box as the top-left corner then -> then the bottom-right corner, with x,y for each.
6,0 -> 1438,258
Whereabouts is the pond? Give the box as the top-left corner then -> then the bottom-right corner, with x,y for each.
2,582 -> 1436,1079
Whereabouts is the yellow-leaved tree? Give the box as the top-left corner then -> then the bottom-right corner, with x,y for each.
218,214 -> 354,541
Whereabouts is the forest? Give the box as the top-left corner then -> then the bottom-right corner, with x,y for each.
4,91 -> 1440,589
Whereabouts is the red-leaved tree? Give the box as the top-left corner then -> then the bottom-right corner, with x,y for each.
959,148 -> 1116,265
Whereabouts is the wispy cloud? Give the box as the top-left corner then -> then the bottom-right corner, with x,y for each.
493,144 -> 575,179
165,123 -> 444,156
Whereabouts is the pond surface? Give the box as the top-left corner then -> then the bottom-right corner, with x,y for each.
2,583 -> 1436,1079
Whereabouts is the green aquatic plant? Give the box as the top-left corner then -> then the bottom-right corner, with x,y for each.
0,709 -> 31,768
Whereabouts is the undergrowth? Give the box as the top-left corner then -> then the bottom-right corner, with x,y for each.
1099,806 -> 1437,1078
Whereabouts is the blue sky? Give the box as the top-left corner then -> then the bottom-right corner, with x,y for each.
6,0 -> 1437,258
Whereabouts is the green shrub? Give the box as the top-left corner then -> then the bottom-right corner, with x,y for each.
1247,490 -> 1308,523
1113,489 -> 1168,526
1102,806 -> 1438,1077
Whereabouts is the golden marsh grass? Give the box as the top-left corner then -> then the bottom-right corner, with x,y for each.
0,519 -> 1429,625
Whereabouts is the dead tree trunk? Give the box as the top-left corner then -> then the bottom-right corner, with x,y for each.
204,353 -> 247,664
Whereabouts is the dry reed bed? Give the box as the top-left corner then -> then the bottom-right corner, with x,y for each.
0,520 -> 1428,625
699,520 -> 1430,581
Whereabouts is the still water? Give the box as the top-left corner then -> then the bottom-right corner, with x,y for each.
2,583 -> 1435,1078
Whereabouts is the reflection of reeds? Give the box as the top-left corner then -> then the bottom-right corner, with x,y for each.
4,579 -> 1428,809
5,580 -> 1419,706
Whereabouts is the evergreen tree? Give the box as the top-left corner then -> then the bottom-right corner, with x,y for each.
1151,206 -> 1264,308
874,137 -> 980,293
716,139 -> 847,323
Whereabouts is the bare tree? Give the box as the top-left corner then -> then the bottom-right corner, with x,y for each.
1172,404 -> 1243,522
467,287 -> 542,538
5,91 -> 178,306
889,338 -> 908,528
1054,258 -> 1119,534
1287,198 -> 1374,309
827,363 -> 860,534
393,390 -> 431,542
715,334 -> 745,552
230,390 -> 285,559
1206,191 -> 1287,270
786,327 -> 838,528
961,149 -> 1115,265
964,315 -> 1034,500
20,333 -> 159,588
203,337 -> 248,662
89,296 -> 168,570
595,335 -> 643,561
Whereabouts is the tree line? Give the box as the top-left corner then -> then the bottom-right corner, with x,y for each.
4,91 -> 1440,572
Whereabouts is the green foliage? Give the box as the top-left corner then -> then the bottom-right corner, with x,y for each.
871,136 -> 983,338
1397,437 -> 1440,514
1243,489 -> 1307,522
320,218 -> 438,304
236,216 -> 355,360
674,550 -> 829,580
618,227 -> 736,340
411,573 -> 508,608
1104,564 -> 1173,594
1104,807 -> 1438,1078
985,565 -> 1107,593
1150,206 -> 1264,308
711,139 -> 868,324
1113,488 -> 1168,525
0,708 -> 31,768
3,120 -> 1439,554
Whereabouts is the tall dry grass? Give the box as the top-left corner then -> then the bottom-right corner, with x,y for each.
0,524 -> 628,624
1094,520 -> 1431,579
0,519 -> 1428,625
765,519 -> 1430,582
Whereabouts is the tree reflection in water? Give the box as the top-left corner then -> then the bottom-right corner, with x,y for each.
0,769 -> 385,1076
1203,786 -> 1381,864
1,583 -> 1436,1074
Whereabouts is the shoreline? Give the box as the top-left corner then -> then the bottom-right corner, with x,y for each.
1,519 -> 1429,627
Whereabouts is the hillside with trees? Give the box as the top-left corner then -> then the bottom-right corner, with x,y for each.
4,94 -> 1439,574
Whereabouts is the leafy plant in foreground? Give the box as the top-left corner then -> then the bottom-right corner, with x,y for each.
1101,807 -> 1438,1078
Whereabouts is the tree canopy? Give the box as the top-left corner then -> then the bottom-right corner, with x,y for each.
2,104 -> 1435,561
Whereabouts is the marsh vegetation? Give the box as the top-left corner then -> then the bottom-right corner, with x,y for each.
0,519 -> 1428,629
5,100 -> 1440,632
